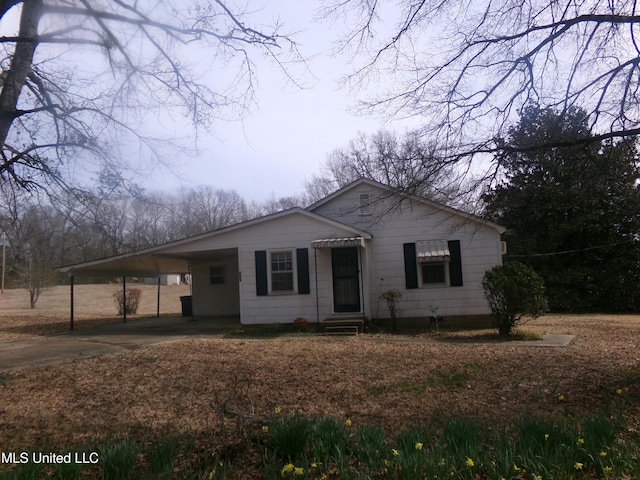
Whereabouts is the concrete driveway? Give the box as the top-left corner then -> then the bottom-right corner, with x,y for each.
0,316 -> 240,370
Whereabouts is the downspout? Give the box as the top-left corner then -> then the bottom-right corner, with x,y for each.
314,248 -> 319,331
358,246 -> 365,321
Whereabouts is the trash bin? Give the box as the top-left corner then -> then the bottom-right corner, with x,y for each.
180,295 -> 193,317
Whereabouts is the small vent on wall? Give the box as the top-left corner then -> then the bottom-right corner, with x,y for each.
501,241 -> 507,255
359,193 -> 372,216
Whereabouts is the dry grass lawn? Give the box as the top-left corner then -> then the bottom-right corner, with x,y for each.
0,285 -> 639,460
0,283 -> 191,340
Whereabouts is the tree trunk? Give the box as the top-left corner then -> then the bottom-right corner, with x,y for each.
0,0 -> 43,147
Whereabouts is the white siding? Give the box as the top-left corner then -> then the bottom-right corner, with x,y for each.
312,183 -> 503,319
163,212 -> 364,324
191,255 -> 240,317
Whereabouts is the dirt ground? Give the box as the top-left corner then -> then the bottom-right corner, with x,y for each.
0,286 -> 639,454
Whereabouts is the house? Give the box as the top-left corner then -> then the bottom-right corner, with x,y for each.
143,274 -> 188,286
58,178 -> 505,325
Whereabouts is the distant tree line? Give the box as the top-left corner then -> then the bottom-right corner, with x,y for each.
0,182 -> 305,304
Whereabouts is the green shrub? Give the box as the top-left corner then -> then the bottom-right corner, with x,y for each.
482,261 -> 548,336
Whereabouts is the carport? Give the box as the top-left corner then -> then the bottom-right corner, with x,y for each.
57,246 -> 240,331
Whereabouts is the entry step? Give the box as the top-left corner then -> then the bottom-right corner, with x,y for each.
322,319 -> 364,335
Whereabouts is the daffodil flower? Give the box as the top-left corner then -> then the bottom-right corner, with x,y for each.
294,467 -> 304,476
578,438 -> 585,445
574,462 -> 584,470
392,449 -> 399,457
600,451 -> 607,457
415,442 -> 423,451
345,418 -> 352,427
262,425 -> 269,433
465,457 -> 474,468
281,463 -> 294,476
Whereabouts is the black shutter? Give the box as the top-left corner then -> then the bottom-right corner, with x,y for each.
255,250 -> 268,296
448,240 -> 463,287
296,248 -> 310,294
403,243 -> 419,289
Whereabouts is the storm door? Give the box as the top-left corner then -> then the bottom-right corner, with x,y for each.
331,247 -> 361,313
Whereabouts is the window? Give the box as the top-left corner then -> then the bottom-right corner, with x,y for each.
422,263 -> 446,284
403,240 -> 463,289
271,251 -> 294,292
209,266 -> 225,285
359,193 -> 372,215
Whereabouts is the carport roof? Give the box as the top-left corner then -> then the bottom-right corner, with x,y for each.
57,208 -> 371,277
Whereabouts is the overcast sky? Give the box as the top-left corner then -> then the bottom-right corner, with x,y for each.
144,2 -> 419,203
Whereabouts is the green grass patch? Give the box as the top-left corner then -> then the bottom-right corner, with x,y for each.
510,328 -> 544,341
402,369 -> 470,393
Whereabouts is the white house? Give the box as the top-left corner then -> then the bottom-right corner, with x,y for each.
58,178 -> 505,325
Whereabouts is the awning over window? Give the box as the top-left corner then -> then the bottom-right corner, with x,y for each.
416,240 -> 450,263
311,237 -> 365,249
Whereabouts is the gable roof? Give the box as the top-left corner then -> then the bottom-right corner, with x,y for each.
307,177 -> 505,234
58,207 -> 371,277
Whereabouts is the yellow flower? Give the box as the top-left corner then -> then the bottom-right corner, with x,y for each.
294,467 -> 304,476
262,425 -> 269,433
513,464 -> 520,471
281,463 -> 294,476
415,442 -> 423,451
209,471 -> 214,480
558,394 -> 565,401
321,475 -> 327,480
616,388 -> 623,395
544,433 -> 549,440
578,438 -> 585,445
604,466 -> 613,473
384,459 -> 390,466
311,463 -> 317,469
465,457 -> 474,468
536,476 -> 543,480
345,418 -> 352,427
574,462 -> 584,470
275,406 -> 282,414
600,451 -> 607,457
392,449 -> 399,457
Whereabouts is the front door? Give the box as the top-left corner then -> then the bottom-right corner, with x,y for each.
331,247 -> 361,313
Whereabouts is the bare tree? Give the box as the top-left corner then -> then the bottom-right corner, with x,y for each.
169,185 -> 248,237
0,1 -> 300,194
321,0 -> 640,188
305,130 -> 465,205
0,181 -> 57,306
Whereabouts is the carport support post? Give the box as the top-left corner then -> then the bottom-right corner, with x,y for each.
70,275 -> 74,331
156,277 -> 161,318
123,276 -> 127,323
